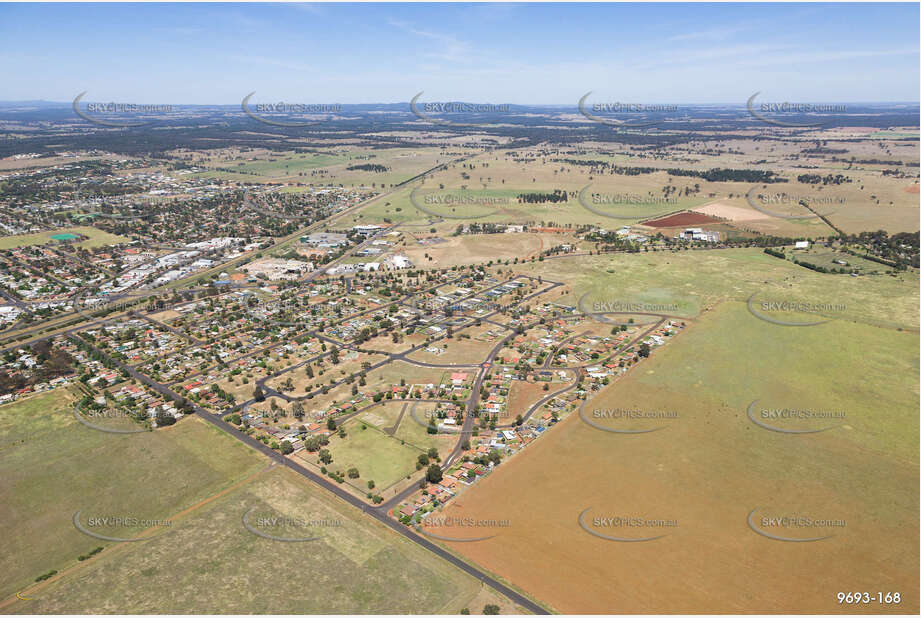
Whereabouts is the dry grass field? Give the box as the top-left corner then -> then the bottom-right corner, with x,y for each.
6,465 -> 525,614
430,300 -> 918,613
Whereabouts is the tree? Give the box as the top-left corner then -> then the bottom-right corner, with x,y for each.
427,447 -> 439,460
638,342 -> 651,358
327,417 -> 337,431
426,463 -> 443,484
253,385 -> 265,402
483,604 -> 500,615
347,467 -> 360,478
290,401 -> 305,420
155,410 -> 176,426
417,453 -> 430,467
318,449 -> 332,464
280,441 -> 294,455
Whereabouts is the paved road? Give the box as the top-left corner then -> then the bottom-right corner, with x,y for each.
71,334 -> 548,615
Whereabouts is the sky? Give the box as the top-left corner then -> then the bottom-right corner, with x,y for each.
0,2 -> 918,105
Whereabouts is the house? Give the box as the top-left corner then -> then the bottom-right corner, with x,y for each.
794,241 -> 810,250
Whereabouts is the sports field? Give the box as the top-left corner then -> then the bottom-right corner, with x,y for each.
0,226 -> 128,249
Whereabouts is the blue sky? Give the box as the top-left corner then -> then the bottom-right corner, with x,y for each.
1,2 -> 918,104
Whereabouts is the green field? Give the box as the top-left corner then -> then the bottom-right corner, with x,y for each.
518,247 -> 919,331
391,402 -> 456,459
0,226 -> 128,249
348,146 -> 919,236
0,388 -> 265,601
7,465 -> 526,613
315,417 -> 426,491
191,147 -> 446,189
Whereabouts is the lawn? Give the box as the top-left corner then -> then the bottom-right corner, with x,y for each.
0,387 -> 265,601
309,417 -> 425,491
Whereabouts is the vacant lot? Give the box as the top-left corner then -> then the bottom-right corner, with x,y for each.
301,417 -> 425,492
520,247 -> 919,332
6,465 -> 526,614
0,388 -> 264,601
645,211 -> 720,227
400,232 -> 552,268
406,331 -> 497,365
434,301 -> 918,613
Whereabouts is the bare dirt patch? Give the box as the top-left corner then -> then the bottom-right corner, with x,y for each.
694,201 -> 773,222
644,211 -> 721,227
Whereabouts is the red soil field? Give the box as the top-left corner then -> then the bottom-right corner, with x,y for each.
644,211 -> 720,227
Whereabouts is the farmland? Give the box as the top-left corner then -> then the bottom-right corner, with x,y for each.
5,466 -> 526,614
431,299 -> 918,613
0,387 -> 265,602
0,15 -> 916,613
